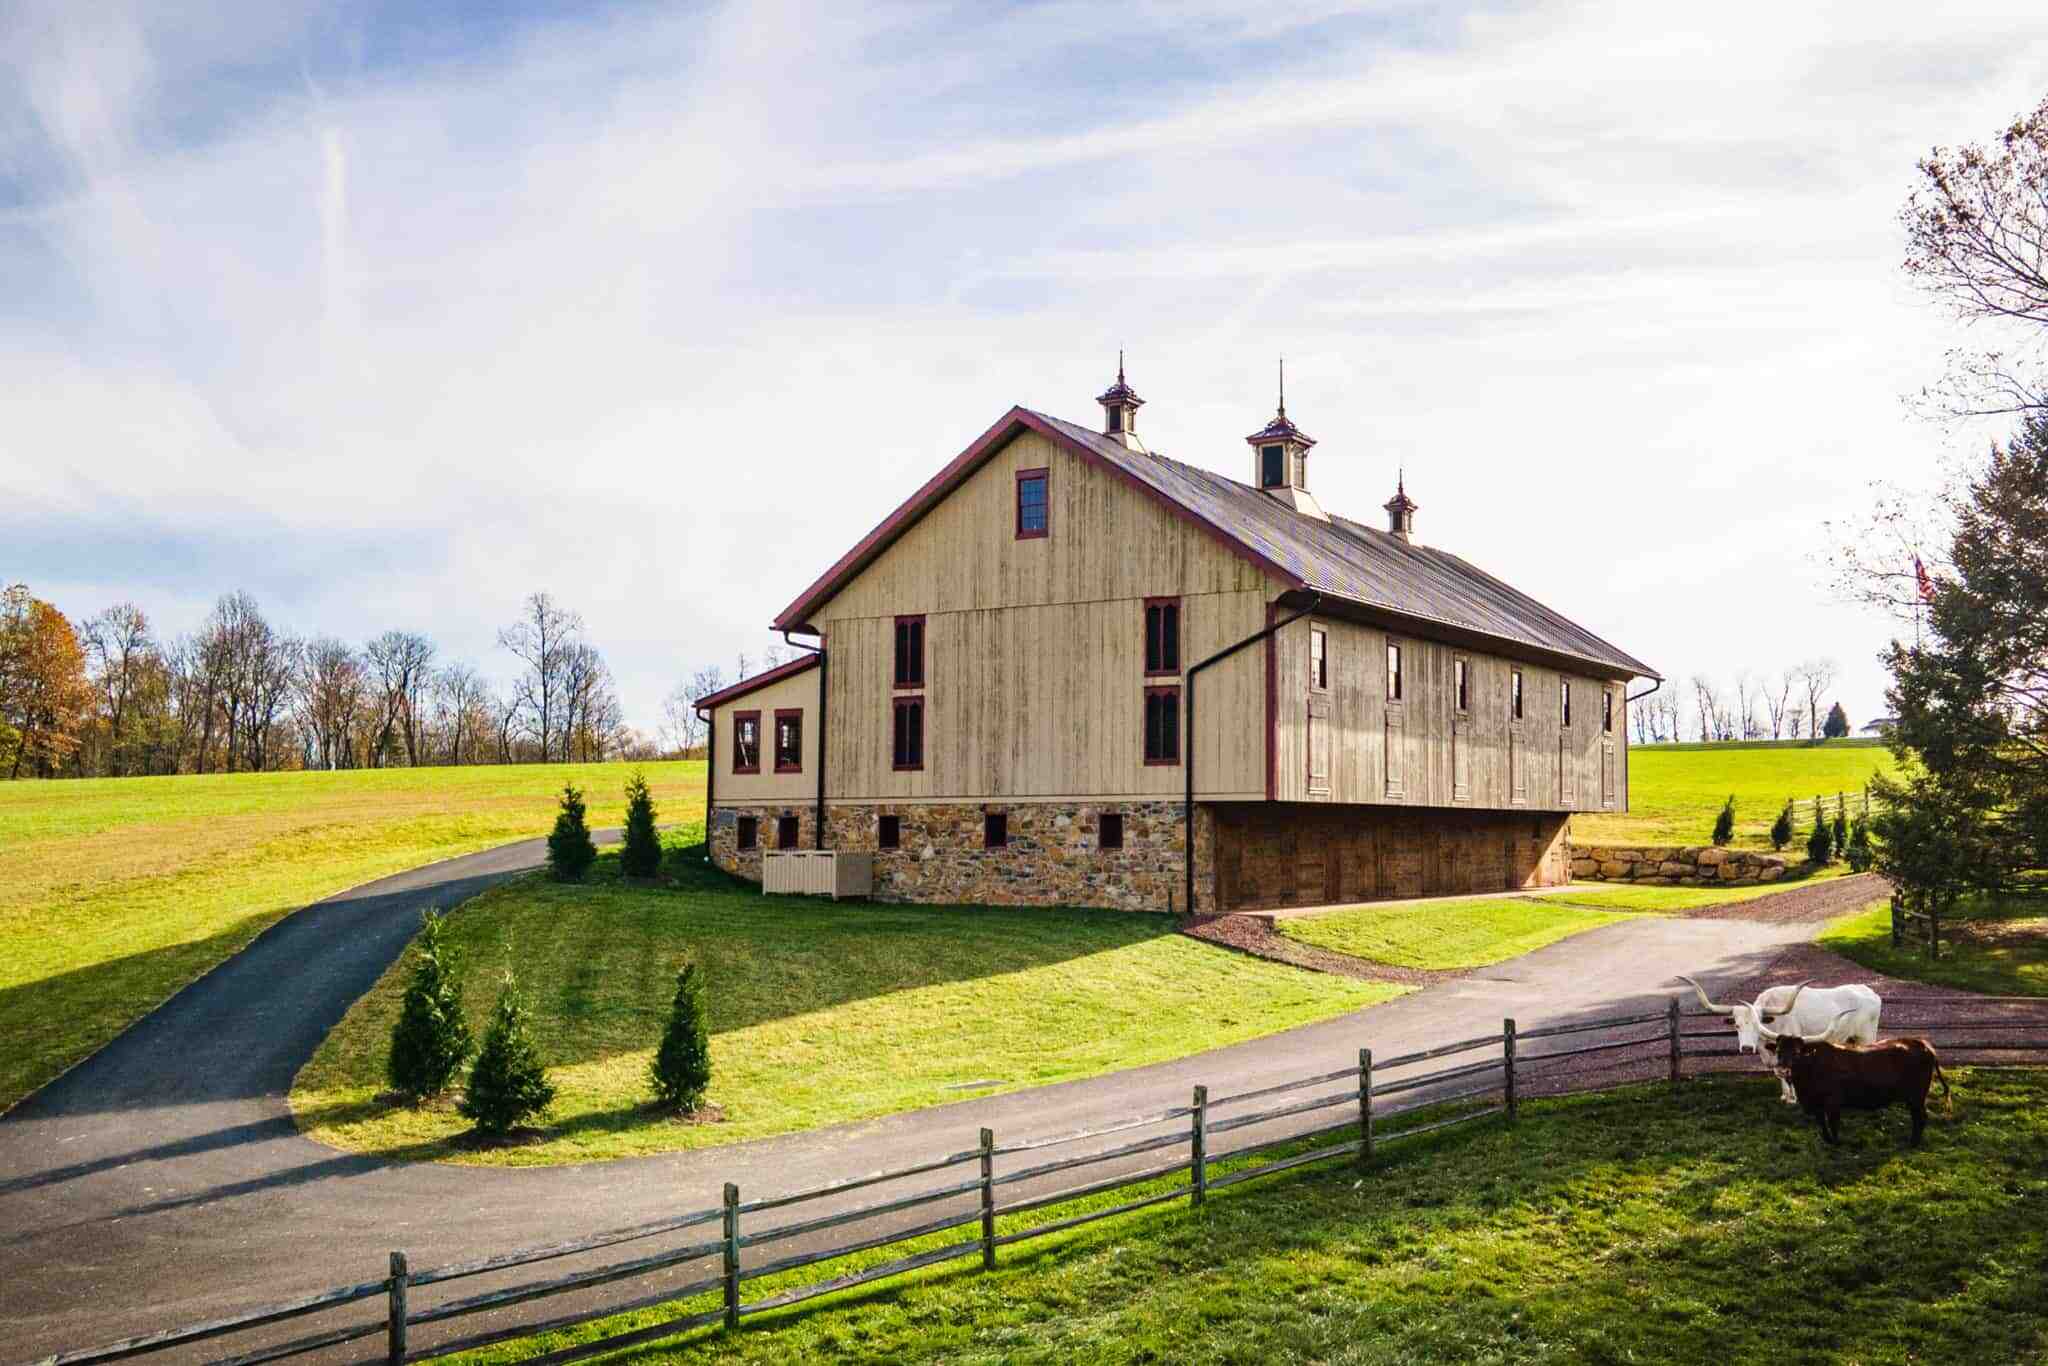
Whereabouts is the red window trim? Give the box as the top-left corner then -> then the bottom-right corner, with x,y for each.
893,613 -> 926,690
732,709 -> 761,774
1014,467 -> 1050,540
773,707 -> 804,774
1143,595 -> 1181,677
892,695 -> 925,772
1143,683 -> 1182,767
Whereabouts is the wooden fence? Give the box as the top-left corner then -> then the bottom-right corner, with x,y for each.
36,999 -> 2048,1366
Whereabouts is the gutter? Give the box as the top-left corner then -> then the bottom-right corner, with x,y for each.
781,629 -> 827,849
1184,591 -> 1321,917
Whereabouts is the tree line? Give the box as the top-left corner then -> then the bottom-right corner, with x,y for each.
0,585 -> 652,778
1626,658 -> 1851,745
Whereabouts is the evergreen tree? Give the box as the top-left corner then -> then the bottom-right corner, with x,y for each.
620,771 -> 662,878
460,977 -> 555,1135
1846,816 -> 1875,872
1769,803 -> 1794,852
1711,795 -> 1736,846
386,911 -> 473,1100
1823,702 -> 1850,739
547,781 -> 597,882
1806,811 -> 1835,866
649,962 -> 713,1112
1832,805 -> 1849,859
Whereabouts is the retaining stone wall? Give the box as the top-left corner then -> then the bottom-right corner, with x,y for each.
1567,844 -> 1787,886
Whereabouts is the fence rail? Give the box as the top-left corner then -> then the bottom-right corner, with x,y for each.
35,998 -> 2048,1366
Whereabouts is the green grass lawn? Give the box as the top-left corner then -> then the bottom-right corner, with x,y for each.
1574,740 -> 1897,850
290,844 -> 1398,1165
1276,896 -> 1637,969
455,1071 -> 2048,1365
0,761 -> 706,1113
1821,893 -> 2048,996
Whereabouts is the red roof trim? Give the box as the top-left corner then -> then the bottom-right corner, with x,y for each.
770,407 -> 1306,632
692,653 -> 819,712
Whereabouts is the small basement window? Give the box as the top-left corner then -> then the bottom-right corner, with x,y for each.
984,812 -> 1008,848
1015,469 -> 1049,539
1099,812 -> 1124,849
878,814 -> 901,849
777,815 -> 800,849
736,816 -> 757,851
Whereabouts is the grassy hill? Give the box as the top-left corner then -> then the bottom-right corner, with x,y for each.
1573,740 -> 1897,849
0,761 -> 706,1112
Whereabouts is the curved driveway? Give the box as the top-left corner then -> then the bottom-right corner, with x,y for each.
0,847 -> 1876,1360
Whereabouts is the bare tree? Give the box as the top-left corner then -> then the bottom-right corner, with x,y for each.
499,593 -> 583,762
662,665 -> 725,754
81,603 -> 153,775
1688,674 -> 1723,743
1795,658 -> 1839,740
364,631 -> 435,767
435,664 -> 490,765
1732,668 -> 1758,742
1764,669 -> 1795,739
297,638 -> 367,770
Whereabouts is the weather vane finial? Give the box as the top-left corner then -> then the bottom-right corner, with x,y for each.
1118,348 -> 1126,383
1278,356 -> 1286,417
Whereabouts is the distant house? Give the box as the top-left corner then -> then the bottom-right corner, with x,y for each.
696,363 -> 1659,914
1861,717 -> 1897,736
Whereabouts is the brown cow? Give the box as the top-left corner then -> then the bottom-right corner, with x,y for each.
1764,1009 -> 1951,1146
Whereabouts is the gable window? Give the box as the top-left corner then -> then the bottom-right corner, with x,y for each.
1511,669 -> 1524,721
1309,628 -> 1328,691
1145,598 -> 1181,675
1260,444 -> 1285,489
1015,468 -> 1049,539
878,814 -> 901,849
1454,657 -> 1469,712
1386,642 -> 1403,702
893,616 -> 925,688
1603,689 -> 1615,734
774,709 -> 803,773
735,816 -> 757,851
1561,681 -> 1572,729
1144,685 -> 1181,765
984,812 -> 1008,848
892,697 -> 925,771
777,814 -> 800,849
1099,812 -> 1124,850
732,711 -> 761,773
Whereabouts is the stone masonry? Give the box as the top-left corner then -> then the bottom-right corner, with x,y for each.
1567,843 -> 1787,886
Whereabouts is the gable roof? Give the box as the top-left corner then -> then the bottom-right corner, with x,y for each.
773,406 -> 1658,681
692,652 -> 819,712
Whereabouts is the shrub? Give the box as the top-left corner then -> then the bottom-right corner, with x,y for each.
547,782 -> 597,882
1711,795 -> 1736,846
1832,806 -> 1849,859
621,771 -> 662,878
1807,812 -> 1834,865
460,977 -> 556,1135
649,962 -> 713,1112
1769,803 -> 1794,852
1846,816 -> 1875,872
386,911 -> 472,1100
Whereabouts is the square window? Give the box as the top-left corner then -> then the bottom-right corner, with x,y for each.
1386,642 -> 1403,702
878,814 -> 900,849
732,711 -> 761,773
1512,669 -> 1524,721
892,697 -> 925,770
774,709 -> 803,773
1099,812 -> 1124,849
1144,686 -> 1181,764
777,815 -> 800,848
1455,658 -> 1469,711
1145,599 -> 1181,675
893,616 -> 925,689
984,811 -> 1008,848
735,816 -> 757,851
1310,627 -> 1328,691
1015,469 -> 1049,538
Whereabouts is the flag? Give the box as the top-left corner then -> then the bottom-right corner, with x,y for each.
1914,556 -> 1937,603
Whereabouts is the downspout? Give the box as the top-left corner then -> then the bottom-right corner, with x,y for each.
695,702 -> 716,864
782,629 -> 827,849
1622,676 -> 1661,818
1184,592 -> 1322,919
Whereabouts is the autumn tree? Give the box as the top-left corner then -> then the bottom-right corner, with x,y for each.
0,586 -> 94,778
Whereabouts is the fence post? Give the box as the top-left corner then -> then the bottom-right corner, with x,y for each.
1358,1048 -> 1374,1164
1502,1018 -> 1517,1123
978,1127 -> 996,1269
721,1182 -> 741,1331
386,1251 -> 408,1366
1667,996 -> 1682,1089
1189,1086 -> 1208,1206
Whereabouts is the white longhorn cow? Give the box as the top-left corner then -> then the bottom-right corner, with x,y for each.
1676,976 -> 1883,1103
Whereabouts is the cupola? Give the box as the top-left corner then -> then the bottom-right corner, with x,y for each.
1384,471 -> 1418,542
1245,359 -> 1327,521
1097,352 -> 1148,452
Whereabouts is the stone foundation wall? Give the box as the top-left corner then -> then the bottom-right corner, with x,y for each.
709,801 -> 1210,913
1567,844 -> 1787,886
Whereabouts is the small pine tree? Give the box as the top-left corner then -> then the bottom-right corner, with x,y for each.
547,782 -> 597,882
1832,807 -> 1849,859
649,962 -> 713,1112
1846,816 -> 1874,872
460,977 -> 556,1135
1823,701 -> 1850,739
620,770 -> 662,878
1711,795 -> 1736,846
1769,803 -> 1794,852
386,911 -> 473,1100
1806,811 -> 1834,866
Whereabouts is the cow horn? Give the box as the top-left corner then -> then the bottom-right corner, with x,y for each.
1676,975 -> 1734,1015
1780,1007 -> 1861,1045
1761,980 -> 1813,1022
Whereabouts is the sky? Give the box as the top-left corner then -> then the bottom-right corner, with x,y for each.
4,0 -> 2044,739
